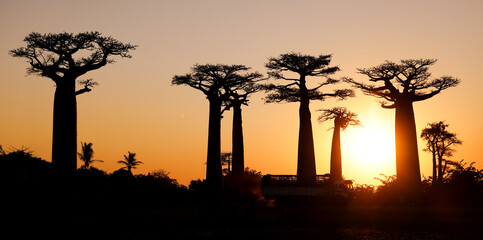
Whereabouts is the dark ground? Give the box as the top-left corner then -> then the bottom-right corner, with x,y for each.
5,197 -> 482,240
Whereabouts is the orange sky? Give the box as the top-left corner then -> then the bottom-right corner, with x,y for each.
1,0 -> 482,186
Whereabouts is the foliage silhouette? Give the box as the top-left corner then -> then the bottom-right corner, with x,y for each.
0,145 -> 5,155
345,59 -> 460,195
2,143 -> 483,239
421,121 -> 462,185
172,64 -> 261,192
78,142 -> 103,170
9,32 -> 136,176
224,167 -> 264,204
264,52 -> 354,184
318,107 -> 361,181
118,151 -> 143,175
221,152 -> 232,176
0,146 -> 53,181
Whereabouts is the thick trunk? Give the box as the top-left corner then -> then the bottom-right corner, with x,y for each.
394,99 -> 421,194
297,78 -> 316,184
231,102 -> 244,178
206,99 -> 223,191
431,148 -> 437,184
437,154 -> 445,183
330,121 -> 342,181
52,78 -> 77,176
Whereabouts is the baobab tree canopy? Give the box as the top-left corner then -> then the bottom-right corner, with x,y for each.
264,53 -> 353,103
345,59 -> 460,196
345,59 -> 460,108
10,32 -> 137,81
172,64 -> 260,99
318,107 -> 361,130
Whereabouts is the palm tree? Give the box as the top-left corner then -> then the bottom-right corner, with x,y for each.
318,107 -> 360,181
117,151 -> 143,175
78,142 -> 103,169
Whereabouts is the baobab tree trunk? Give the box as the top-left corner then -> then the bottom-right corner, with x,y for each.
206,98 -> 223,191
437,154 -> 446,183
51,78 -> 77,176
431,147 -> 437,185
297,78 -> 316,184
394,99 -> 421,195
232,102 -> 244,179
330,120 -> 342,181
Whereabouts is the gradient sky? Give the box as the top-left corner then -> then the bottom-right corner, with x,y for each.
1,0 -> 482,186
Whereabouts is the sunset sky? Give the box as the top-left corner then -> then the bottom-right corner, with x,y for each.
1,0 -> 482,186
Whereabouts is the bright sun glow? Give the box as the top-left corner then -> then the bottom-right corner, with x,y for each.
346,126 -> 395,168
341,109 -> 396,185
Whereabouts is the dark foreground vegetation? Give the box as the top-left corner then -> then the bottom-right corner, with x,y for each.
1,148 -> 482,239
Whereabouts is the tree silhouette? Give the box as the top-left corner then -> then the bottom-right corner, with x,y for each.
221,152 -> 232,176
421,121 -> 462,185
223,74 -> 263,179
447,160 -> 483,185
318,107 -> 360,181
264,52 -> 354,183
10,32 -> 136,176
118,151 -> 143,175
345,59 -> 460,194
172,64 -> 259,191
78,142 -> 103,170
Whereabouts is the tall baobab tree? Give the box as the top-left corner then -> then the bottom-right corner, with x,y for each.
345,59 -> 460,194
172,64 -> 259,191
421,121 -> 462,185
118,151 -> 143,175
78,142 -> 103,170
264,52 -> 354,184
10,32 -> 136,176
224,75 -> 263,179
318,107 -> 360,181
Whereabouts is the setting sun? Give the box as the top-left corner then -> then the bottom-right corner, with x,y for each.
341,106 -> 396,185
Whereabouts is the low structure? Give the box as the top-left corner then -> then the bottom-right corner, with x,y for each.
261,174 -> 354,200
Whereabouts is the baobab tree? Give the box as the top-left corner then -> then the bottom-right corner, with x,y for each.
264,52 -> 354,184
10,32 -> 136,175
345,59 -> 460,194
224,76 -> 263,179
172,64 -> 260,191
421,121 -> 462,185
318,107 -> 360,181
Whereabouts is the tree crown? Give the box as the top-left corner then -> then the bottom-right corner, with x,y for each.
10,31 -> 137,82
318,107 -> 361,130
118,151 -> 143,170
421,121 -> 462,158
345,59 -> 460,108
263,52 -> 354,103
172,64 -> 263,103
